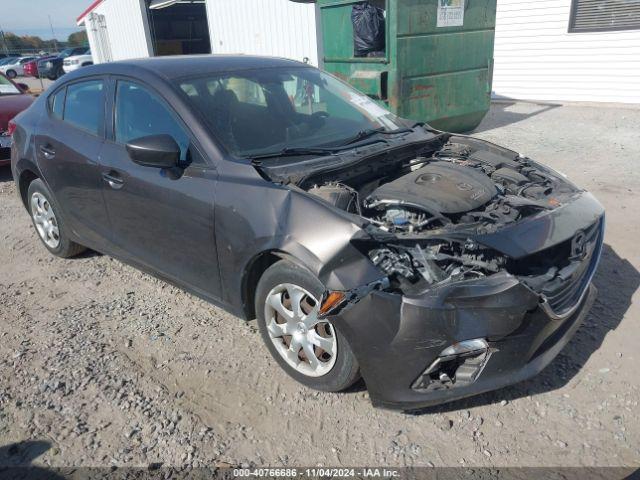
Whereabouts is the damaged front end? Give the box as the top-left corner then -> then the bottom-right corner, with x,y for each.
257,133 -> 605,409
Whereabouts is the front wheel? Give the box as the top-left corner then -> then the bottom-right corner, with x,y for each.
255,260 -> 360,392
6,70 -> 17,79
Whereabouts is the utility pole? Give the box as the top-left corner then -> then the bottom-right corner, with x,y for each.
48,15 -> 59,53
0,23 -> 10,55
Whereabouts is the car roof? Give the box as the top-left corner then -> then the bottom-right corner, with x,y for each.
69,55 -> 310,82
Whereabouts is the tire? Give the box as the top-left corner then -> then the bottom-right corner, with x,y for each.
255,260 -> 360,392
27,178 -> 85,258
6,70 -> 17,79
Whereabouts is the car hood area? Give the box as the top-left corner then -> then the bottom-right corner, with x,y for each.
255,132 -> 605,315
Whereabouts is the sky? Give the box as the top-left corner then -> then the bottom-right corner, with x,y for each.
0,0 -> 90,40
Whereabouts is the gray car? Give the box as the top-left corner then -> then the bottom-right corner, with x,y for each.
10,56 -> 604,410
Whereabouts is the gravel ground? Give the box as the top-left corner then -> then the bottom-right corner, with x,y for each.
1,101 -> 639,469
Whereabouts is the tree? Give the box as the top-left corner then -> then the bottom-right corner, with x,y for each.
67,31 -> 88,47
2,32 -> 55,53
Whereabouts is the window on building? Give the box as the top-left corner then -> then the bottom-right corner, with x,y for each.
569,0 -> 640,32
64,80 -> 104,135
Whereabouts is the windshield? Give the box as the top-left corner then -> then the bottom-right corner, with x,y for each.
178,67 -> 406,158
0,75 -> 20,95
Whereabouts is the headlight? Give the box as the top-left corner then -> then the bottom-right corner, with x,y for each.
367,240 -> 506,289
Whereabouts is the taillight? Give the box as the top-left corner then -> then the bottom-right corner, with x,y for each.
7,120 -> 17,136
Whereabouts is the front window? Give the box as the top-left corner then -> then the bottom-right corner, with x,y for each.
115,80 -> 190,161
59,49 -> 76,59
0,75 -> 21,95
178,67 -> 405,158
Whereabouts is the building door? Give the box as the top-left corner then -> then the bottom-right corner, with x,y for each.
147,0 -> 211,56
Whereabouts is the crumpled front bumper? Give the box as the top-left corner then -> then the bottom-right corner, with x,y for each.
329,272 -> 597,410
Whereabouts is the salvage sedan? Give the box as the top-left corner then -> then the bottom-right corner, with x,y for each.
11,56 -> 604,410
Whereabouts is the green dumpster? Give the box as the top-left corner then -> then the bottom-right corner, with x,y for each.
315,0 -> 497,132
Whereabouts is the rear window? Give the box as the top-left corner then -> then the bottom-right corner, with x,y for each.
63,80 -> 104,135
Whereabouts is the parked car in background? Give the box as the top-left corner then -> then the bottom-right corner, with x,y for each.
63,50 -> 93,73
23,55 -> 57,78
0,57 -> 37,79
37,47 -> 88,81
0,58 -> 18,67
0,73 -> 33,166
9,56 -> 605,410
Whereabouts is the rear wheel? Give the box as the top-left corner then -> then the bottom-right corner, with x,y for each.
27,179 -> 85,258
255,260 -> 360,392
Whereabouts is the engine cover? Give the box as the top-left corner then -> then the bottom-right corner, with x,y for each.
367,162 -> 498,215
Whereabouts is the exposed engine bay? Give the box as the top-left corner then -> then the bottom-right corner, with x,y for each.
257,133 -> 599,300
302,138 -> 576,235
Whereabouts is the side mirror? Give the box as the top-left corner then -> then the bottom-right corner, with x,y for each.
17,83 -> 29,92
125,134 -> 181,169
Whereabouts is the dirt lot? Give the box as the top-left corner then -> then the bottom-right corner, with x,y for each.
1,101 -> 639,469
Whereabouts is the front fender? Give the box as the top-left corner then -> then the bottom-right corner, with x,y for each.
215,162 -> 384,312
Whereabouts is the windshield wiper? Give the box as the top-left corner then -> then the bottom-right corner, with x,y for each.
340,126 -> 414,146
247,126 -> 417,161
246,146 -> 338,161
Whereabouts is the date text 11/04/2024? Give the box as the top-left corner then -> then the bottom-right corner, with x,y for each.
232,468 -> 400,478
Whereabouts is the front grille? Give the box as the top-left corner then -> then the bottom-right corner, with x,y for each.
543,218 -> 603,313
510,216 -> 604,315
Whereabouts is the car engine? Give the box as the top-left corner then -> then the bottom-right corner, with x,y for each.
255,132 -> 592,294
298,136 -> 580,291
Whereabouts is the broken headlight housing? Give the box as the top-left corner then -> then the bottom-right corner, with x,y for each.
366,239 -> 507,292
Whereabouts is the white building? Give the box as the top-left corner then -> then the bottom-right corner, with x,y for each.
77,0 -> 320,66
77,0 -> 640,104
492,0 -> 640,104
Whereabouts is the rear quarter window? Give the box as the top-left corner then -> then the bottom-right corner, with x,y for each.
63,80 -> 104,136
48,88 -> 66,120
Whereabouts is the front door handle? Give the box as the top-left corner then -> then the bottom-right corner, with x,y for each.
102,171 -> 124,190
39,145 -> 56,159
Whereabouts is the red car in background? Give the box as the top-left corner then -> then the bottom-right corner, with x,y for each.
0,73 -> 34,166
23,56 -> 56,78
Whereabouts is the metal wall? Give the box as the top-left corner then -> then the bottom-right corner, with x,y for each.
206,0 -> 320,66
89,0 -> 152,63
492,0 -> 640,103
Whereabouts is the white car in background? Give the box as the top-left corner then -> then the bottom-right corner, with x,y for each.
62,50 -> 93,73
0,57 -> 37,79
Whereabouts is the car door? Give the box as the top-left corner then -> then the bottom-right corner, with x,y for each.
35,78 -> 112,250
99,78 -> 222,299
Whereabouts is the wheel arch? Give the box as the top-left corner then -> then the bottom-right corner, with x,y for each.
18,167 -> 40,209
241,249 -> 314,321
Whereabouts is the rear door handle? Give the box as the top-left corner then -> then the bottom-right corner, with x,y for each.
102,171 -> 124,190
39,145 -> 56,159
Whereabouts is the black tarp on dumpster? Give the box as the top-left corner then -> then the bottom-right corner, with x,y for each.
352,1 -> 386,57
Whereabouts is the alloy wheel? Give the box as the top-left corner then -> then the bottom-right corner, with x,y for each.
31,192 -> 60,249
264,283 -> 337,377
